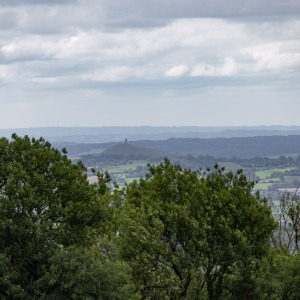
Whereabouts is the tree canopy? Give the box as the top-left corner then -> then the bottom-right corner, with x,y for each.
0,135 -> 136,299
1,135 -> 299,299
118,159 -> 276,299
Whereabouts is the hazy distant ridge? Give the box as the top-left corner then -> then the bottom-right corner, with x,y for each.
1,126 -> 300,143
133,136 -> 300,158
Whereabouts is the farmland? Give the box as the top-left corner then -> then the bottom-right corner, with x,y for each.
255,167 -> 296,179
59,134 -> 300,191
83,151 -> 300,191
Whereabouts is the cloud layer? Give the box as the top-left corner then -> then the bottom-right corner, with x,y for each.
0,0 -> 299,127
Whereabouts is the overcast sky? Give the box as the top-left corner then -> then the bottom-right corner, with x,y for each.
0,0 -> 299,128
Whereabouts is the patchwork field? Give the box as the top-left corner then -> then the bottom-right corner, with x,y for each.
255,167 -> 296,179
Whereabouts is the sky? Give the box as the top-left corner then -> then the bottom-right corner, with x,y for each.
0,0 -> 299,128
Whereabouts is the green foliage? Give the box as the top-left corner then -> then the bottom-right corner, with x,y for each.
37,246 -> 139,300
118,159 -> 276,299
197,167 -> 275,300
256,249 -> 300,300
0,135 -> 137,299
0,253 -> 25,299
4,135 -> 299,299
95,170 -> 112,196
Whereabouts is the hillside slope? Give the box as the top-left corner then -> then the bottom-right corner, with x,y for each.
132,135 -> 300,158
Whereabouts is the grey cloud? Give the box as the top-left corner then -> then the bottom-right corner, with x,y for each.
0,53 -> 54,65
243,18 -> 300,41
2,0 -> 298,35
0,2 -> 107,35
0,0 -> 73,6
0,11 -> 18,29
0,0 -> 299,35
102,0 -> 300,21
106,19 -> 169,30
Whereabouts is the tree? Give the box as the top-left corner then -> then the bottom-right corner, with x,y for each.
118,159 -> 276,299
258,189 -> 300,299
37,245 -> 139,300
256,249 -> 300,299
0,135 -> 136,299
270,189 -> 300,253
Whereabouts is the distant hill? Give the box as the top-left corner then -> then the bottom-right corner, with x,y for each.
2,126 -> 300,143
132,136 -> 300,158
57,135 -> 300,160
100,141 -> 164,159
1,126 -> 292,160
80,141 -> 165,164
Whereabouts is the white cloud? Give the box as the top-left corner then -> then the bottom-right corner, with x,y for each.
1,17 -> 299,82
191,58 -> 238,76
241,42 -> 300,73
165,65 -> 189,77
82,67 -> 134,82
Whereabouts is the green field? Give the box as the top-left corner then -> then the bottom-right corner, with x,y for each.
254,182 -> 273,190
103,161 -> 150,186
101,160 -> 300,190
106,161 -> 149,173
256,167 -> 296,179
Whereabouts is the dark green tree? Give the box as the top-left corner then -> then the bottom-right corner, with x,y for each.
0,135 -> 137,299
37,245 -> 139,300
256,249 -> 300,299
118,159 -> 275,299
199,167 -> 275,300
